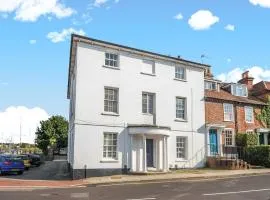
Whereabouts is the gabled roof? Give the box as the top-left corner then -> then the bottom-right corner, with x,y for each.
205,89 -> 266,105
67,34 -> 211,99
264,81 -> 270,90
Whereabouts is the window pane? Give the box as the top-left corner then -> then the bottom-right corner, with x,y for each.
103,133 -> 118,159
176,136 -> 186,159
176,98 -> 185,119
104,88 -> 118,113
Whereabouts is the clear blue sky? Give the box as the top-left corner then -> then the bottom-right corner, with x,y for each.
1,0 -> 270,117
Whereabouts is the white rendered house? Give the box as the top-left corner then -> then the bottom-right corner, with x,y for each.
67,34 -> 208,179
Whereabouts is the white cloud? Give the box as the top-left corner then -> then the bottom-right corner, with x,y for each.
0,0 -> 75,22
29,39 -> 37,44
225,24 -> 235,31
0,106 -> 49,144
94,0 -> 108,7
72,13 -> 92,26
47,28 -> 86,43
217,66 -> 270,84
188,10 -> 219,30
249,0 -> 270,8
174,13 -> 183,20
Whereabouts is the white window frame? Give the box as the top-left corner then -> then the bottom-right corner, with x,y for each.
205,81 -> 217,90
231,84 -> 248,97
104,52 -> 119,68
223,103 -> 234,121
104,87 -> 119,114
224,129 -> 235,147
176,97 -> 187,120
245,106 -> 254,123
142,92 -> 155,114
176,136 -> 187,160
175,66 -> 186,80
103,132 -> 118,160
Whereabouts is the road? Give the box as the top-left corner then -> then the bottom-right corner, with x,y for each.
1,174 -> 270,199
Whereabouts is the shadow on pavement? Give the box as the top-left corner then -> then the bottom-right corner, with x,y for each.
0,160 -> 71,181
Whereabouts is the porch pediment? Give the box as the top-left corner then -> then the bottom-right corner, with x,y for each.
206,123 -> 226,129
127,124 -> 171,136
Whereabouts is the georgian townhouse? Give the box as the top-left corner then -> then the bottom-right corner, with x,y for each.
67,34 -> 208,179
204,69 -> 267,156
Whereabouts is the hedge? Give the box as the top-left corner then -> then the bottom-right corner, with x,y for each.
245,146 -> 270,167
236,133 -> 258,147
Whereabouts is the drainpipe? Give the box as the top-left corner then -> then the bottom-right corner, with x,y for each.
191,88 -> 194,167
234,103 -> 239,135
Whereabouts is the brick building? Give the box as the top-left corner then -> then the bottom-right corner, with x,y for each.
204,68 -> 268,156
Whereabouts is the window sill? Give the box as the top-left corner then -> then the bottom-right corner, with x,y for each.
102,65 -> 120,70
245,121 -> 254,124
174,78 -> 187,82
175,159 -> 188,162
101,112 -> 120,117
140,72 -> 156,77
175,118 -> 188,122
142,113 -> 153,116
100,160 -> 119,163
223,120 -> 234,122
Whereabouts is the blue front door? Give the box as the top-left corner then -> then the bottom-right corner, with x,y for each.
209,129 -> 218,155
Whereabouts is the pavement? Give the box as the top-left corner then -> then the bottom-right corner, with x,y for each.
85,168 -> 270,185
2,173 -> 270,199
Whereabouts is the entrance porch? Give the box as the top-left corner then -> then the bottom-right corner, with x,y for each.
128,125 -> 170,173
257,128 -> 270,145
206,124 -> 225,156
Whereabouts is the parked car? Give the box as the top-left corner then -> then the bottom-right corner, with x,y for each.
27,154 -> 41,167
59,148 -> 67,155
16,155 -> 31,170
0,155 -> 24,175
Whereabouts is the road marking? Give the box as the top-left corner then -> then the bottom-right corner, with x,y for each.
126,198 -> 156,200
71,192 -> 89,198
40,194 -> 51,197
203,188 -> 270,196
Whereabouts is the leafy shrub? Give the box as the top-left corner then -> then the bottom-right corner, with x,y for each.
236,133 -> 247,147
235,133 -> 258,147
245,146 -> 270,167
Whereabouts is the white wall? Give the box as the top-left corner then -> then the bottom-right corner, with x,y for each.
70,42 -> 206,170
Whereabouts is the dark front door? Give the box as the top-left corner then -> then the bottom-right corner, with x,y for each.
146,139 -> 154,167
209,129 -> 218,155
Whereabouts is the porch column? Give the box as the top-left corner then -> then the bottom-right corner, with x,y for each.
130,135 -> 133,172
165,136 -> 168,171
264,133 -> 269,145
155,138 -> 160,170
142,134 -> 147,172
162,137 -> 166,172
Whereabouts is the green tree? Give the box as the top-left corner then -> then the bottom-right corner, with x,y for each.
257,97 -> 270,128
35,115 -> 68,155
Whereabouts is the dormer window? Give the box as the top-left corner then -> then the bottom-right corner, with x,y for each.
205,81 -> 217,90
231,84 -> 247,97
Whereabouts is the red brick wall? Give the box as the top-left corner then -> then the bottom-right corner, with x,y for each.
236,105 -> 264,133
205,100 -> 235,130
205,99 -> 265,133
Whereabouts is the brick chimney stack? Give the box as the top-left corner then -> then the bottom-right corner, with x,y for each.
238,71 -> 254,90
